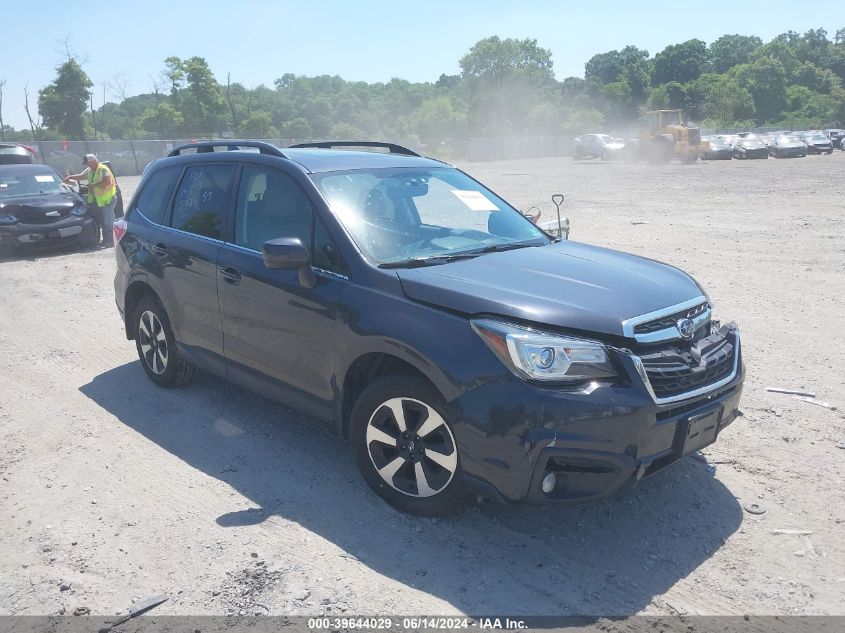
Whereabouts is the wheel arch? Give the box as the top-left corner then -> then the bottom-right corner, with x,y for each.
124,280 -> 161,340
337,351 -> 445,441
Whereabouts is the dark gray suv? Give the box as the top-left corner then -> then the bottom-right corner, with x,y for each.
113,140 -> 744,516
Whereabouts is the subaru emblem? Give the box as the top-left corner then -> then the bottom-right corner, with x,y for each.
677,318 -> 695,339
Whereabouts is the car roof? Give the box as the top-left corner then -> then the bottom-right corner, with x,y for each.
156,146 -> 447,175
283,148 -> 446,173
0,163 -> 56,176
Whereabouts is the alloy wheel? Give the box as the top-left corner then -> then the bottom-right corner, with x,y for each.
366,397 -> 458,498
138,310 -> 169,375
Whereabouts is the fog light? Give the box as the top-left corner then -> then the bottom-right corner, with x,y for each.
541,472 -> 557,494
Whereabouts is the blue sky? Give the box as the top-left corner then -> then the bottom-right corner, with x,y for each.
1,0 -> 840,129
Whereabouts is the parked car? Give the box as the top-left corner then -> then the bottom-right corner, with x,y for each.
114,140 -> 744,516
0,143 -> 36,165
0,163 -> 98,256
732,138 -> 768,159
702,137 -> 733,160
825,129 -> 844,149
599,137 -> 627,160
717,134 -> 740,148
770,135 -> 807,158
573,134 -> 615,159
801,132 -> 834,154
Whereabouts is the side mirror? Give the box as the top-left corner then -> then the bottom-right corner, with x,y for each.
262,237 -> 317,288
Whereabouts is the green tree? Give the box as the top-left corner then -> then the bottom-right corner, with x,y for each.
782,85 -> 838,123
652,39 -> 709,85
280,116 -> 312,138
240,111 -> 276,138
140,102 -> 184,138
38,58 -> 93,139
691,73 -> 755,124
182,56 -> 226,133
584,45 -> 650,117
795,62 -> 838,93
459,36 -> 554,135
411,95 -> 467,141
731,57 -> 788,121
709,34 -> 763,73
560,108 -> 604,134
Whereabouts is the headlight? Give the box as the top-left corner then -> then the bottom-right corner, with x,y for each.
0,213 -> 17,224
471,318 -> 617,382
71,205 -> 87,216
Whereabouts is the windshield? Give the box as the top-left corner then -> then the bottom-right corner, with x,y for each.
0,171 -> 64,199
806,134 -> 827,141
780,135 -> 802,143
312,167 -> 549,265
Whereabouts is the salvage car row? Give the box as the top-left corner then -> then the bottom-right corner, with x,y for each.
575,129 -> 842,161
702,130 -> 838,160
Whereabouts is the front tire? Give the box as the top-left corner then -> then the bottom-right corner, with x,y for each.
350,376 -> 469,516
134,295 -> 196,387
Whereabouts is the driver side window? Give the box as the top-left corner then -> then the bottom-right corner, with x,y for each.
234,166 -> 312,252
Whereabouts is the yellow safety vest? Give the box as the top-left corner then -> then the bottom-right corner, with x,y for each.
87,163 -> 116,207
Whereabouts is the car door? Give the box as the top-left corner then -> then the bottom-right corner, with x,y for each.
152,162 -> 234,376
217,164 -> 345,419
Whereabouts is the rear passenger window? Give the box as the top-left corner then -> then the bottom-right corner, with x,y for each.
133,166 -> 181,225
171,165 -> 234,239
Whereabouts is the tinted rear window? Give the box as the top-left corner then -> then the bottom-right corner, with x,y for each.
133,165 -> 182,225
171,165 -> 234,239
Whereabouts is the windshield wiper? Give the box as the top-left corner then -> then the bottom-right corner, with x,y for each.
378,253 -> 478,269
473,241 -> 542,254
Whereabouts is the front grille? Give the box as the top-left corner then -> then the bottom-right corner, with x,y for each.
633,301 -> 709,336
7,205 -> 70,225
639,335 -> 735,399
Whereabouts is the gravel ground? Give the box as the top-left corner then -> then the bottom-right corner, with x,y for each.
0,153 -> 843,618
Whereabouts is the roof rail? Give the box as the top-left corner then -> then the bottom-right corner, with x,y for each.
167,140 -> 287,158
288,140 -> 420,157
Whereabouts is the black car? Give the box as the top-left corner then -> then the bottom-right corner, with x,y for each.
702,138 -> 732,160
770,135 -> 807,158
114,140 -> 744,516
732,138 -> 768,159
0,164 -> 98,256
801,132 -> 834,154
0,143 -> 36,165
823,129 -> 843,149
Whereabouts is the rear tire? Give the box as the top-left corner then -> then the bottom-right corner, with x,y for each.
134,295 -> 196,387
350,376 -> 469,516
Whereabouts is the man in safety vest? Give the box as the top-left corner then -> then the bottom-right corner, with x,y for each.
65,153 -> 117,246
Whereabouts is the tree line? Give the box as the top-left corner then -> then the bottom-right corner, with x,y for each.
2,28 -> 844,151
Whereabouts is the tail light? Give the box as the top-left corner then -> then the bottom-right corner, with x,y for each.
113,218 -> 128,243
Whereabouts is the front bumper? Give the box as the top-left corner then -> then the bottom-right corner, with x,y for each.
741,149 -> 768,159
0,215 -> 94,248
807,144 -> 832,154
457,329 -> 745,505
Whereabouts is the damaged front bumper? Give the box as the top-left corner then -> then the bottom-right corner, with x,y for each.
457,327 -> 745,505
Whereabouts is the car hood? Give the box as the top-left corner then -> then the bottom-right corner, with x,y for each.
778,141 -> 804,148
395,241 -> 704,338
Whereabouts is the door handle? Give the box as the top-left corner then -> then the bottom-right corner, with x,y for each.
151,242 -> 167,256
218,267 -> 242,284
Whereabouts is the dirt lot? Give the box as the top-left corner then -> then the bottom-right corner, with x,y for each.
1,153 -> 843,618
